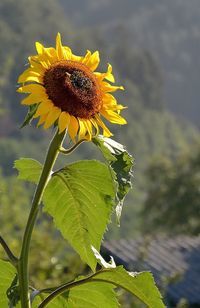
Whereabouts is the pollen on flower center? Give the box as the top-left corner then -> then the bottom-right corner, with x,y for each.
43,60 -> 102,118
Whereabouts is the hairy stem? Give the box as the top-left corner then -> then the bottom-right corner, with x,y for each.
18,129 -> 66,308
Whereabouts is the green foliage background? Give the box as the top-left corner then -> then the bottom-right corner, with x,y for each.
0,0 -> 199,306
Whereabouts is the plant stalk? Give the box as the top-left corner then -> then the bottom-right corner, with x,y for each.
18,129 -> 66,308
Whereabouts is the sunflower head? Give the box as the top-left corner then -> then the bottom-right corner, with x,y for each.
17,33 -> 127,141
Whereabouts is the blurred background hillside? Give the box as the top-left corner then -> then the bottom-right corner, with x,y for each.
0,0 -> 200,305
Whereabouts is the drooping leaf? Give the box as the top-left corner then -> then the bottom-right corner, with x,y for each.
93,136 -> 133,223
92,137 -> 117,162
91,267 -> 165,308
14,158 -> 42,183
20,104 -> 38,128
112,151 -> 133,223
0,259 -> 17,308
43,160 -> 117,271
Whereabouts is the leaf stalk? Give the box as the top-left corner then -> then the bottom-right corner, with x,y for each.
0,236 -> 18,267
59,138 -> 86,154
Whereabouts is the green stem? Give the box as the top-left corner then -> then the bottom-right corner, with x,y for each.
0,235 -> 18,267
59,138 -> 86,154
18,129 -> 66,308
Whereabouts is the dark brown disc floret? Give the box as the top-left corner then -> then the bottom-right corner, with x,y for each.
43,60 -> 102,118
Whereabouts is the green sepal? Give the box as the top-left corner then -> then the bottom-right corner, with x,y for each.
20,104 -> 38,128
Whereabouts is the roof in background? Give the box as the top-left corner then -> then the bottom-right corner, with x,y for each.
101,236 -> 200,305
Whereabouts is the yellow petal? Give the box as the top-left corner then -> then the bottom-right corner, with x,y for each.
70,53 -> 83,62
21,94 -> 41,105
39,59 -> 50,69
28,58 -> 46,73
33,48 -> 57,66
73,50 -> 91,64
58,112 -> 70,133
17,84 -> 45,95
20,75 -> 42,84
105,64 -> 115,82
44,47 -> 58,63
18,69 -> 43,83
90,118 -> 99,136
83,51 -> 100,71
78,119 -> 87,140
35,42 -> 44,55
63,47 -> 72,60
95,114 -> 113,137
102,93 -> 117,104
85,120 -> 93,140
94,72 -> 104,81
37,113 -> 49,126
43,107 -> 61,129
101,81 -> 124,93
56,32 -> 65,60
33,100 -> 54,118
68,116 -> 79,142
31,54 -> 50,69
101,110 -> 127,125
81,50 -> 91,63
101,104 -> 127,113
94,63 -> 115,83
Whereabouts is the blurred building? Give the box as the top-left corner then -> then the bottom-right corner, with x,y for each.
102,236 -> 200,307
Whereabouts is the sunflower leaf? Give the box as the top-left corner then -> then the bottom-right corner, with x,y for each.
93,136 -> 133,224
37,282 -> 118,308
90,267 -> 165,308
64,281 -> 119,308
0,259 -> 18,308
20,104 -> 38,128
14,158 -> 42,184
37,267 -> 164,308
43,160 -> 117,271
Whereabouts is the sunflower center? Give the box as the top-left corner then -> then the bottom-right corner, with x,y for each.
43,60 -> 102,118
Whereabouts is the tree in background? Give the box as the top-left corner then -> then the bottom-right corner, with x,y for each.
142,145 -> 200,235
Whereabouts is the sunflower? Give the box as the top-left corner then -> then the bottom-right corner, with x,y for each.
17,33 -> 126,141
